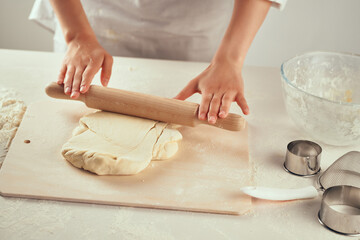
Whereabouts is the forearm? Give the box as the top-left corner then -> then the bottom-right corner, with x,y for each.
213,0 -> 271,66
49,0 -> 97,44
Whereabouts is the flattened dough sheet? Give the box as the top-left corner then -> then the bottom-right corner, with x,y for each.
62,111 -> 182,175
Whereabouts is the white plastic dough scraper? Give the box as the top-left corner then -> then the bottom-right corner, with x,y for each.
242,151 -> 360,201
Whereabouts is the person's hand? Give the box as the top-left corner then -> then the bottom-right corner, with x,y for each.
57,35 -> 113,99
174,60 -> 249,124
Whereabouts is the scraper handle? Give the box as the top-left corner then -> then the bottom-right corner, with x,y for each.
45,82 -> 245,131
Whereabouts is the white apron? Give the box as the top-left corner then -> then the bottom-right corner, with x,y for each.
29,0 -> 286,62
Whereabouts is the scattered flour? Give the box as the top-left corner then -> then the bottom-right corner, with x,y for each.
0,88 -> 26,167
0,198 -> 73,240
109,208 -> 175,240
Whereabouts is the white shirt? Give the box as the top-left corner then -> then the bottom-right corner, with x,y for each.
29,0 -> 287,62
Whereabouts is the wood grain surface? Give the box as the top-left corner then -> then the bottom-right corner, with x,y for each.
0,101 -> 252,215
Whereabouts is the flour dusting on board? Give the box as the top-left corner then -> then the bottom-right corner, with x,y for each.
0,89 -> 26,166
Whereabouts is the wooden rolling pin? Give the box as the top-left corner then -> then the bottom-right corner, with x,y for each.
45,82 -> 245,131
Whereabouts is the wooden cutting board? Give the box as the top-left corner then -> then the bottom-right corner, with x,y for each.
0,101 -> 251,215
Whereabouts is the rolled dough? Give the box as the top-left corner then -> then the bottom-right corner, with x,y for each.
61,111 -> 182,175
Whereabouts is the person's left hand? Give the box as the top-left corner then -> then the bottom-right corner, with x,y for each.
174,60 -> 249,124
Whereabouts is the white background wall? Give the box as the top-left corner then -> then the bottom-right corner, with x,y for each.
0,0 -> 53,52
0,0 -> 359,67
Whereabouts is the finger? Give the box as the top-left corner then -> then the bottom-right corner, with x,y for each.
174,80 -> 198,100
236,95 -> 250,115
198,92 -> 213,121
80,63 -> 101,93
219,92 -> 236,118
100,54 -> 113,87
208,94 -> 222,124
71,67 -> 85,99
57,64 -> 67,84
63,66 -> 75,95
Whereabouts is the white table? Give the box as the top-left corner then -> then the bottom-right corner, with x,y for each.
0,49 -> 356,240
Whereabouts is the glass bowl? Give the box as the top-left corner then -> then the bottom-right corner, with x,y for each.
281,51 -> 360,146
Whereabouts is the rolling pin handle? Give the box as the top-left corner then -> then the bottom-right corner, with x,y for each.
45,82 -> 85,102
193,113 -> 246,131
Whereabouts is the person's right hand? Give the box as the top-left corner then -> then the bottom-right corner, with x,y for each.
57,35 -> 113,99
